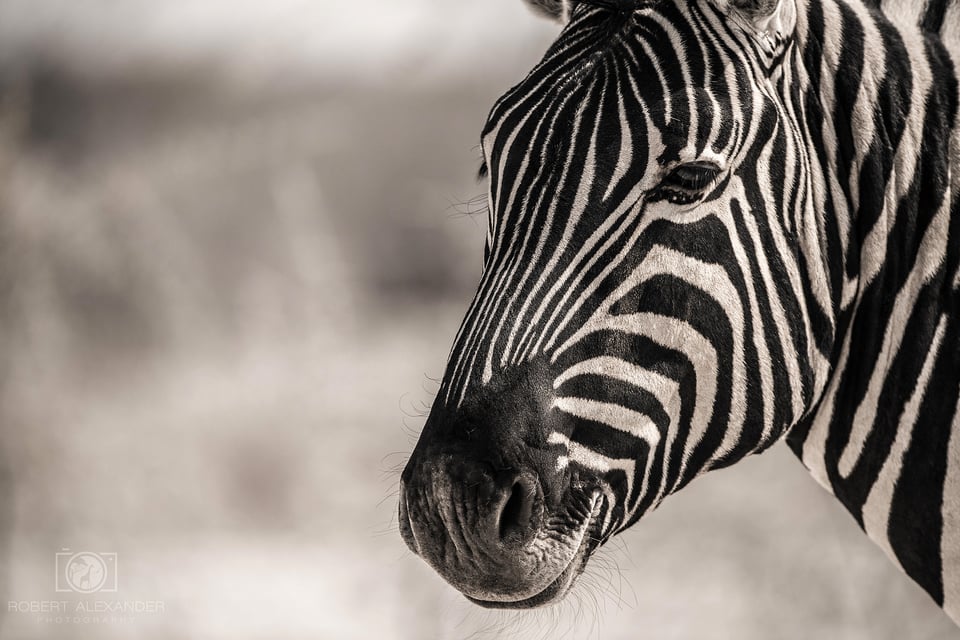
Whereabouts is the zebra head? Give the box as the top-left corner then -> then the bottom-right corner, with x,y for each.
400,0 -> 834,608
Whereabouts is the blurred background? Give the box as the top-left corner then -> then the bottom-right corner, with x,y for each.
0,1 -> 955,638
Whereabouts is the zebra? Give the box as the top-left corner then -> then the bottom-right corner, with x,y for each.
398,0 -> 960,624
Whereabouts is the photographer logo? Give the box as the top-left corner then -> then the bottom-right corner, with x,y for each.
55,550 -> 118,593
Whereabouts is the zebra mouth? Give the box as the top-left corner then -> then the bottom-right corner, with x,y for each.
465,492 -> 605,609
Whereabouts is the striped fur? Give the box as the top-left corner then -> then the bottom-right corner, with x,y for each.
404,0 -> 960,620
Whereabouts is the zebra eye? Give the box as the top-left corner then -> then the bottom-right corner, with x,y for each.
651,161 -> 723,205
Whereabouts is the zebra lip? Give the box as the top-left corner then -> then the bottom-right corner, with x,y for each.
466,492 -> 604,610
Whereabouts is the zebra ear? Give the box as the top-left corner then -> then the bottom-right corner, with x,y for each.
718,0 -> 797,46
523,0 -> 571,21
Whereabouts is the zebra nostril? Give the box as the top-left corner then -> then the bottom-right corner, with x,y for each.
497,475 -> 537,543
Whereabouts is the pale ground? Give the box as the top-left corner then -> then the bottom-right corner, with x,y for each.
0,2 -> 957,639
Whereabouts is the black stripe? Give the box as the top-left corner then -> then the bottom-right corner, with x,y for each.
888,316 -> 958,606
922,0 -> 951,34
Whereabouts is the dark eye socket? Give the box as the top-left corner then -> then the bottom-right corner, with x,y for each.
661,161 -> 721,191
477,160 -> 489,181
651,161 -> 723,205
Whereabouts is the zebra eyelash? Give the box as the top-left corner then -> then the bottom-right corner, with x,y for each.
648,161 -> 724,205
477,160 -> 489,181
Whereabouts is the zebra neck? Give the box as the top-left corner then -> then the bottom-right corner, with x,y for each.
787,0 -> 960,616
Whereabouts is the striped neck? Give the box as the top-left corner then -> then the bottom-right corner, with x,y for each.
788,0 -> 960,611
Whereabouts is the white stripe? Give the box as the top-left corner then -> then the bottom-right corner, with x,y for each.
649,10 -> 697,148
553,398 -> 661,446
603,75 -> 635,202
548,431 -> 570,470
554,356 -> 679,408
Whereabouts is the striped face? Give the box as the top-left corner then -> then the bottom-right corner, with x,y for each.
401,0 -> 830,608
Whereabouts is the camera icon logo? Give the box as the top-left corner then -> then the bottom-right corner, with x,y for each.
55,550 -> 118,593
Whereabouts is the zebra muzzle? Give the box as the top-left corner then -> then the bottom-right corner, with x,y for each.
399,456 -> 603,607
